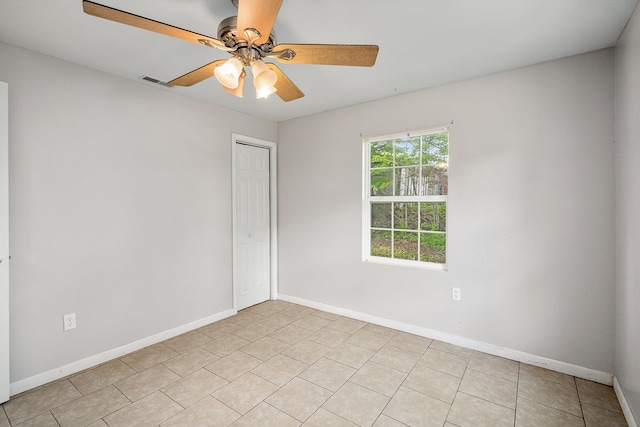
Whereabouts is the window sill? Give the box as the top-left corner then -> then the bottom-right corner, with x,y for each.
363,256 -> 447,271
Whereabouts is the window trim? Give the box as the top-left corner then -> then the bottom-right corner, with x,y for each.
362,125 -> 450,271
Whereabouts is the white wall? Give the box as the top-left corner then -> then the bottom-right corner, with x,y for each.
615,2 -> 640,421
0,42 -> 276,384
278,49 -> 616,374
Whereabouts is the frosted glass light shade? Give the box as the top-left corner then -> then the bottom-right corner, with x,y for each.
214,57 -> 243,89
251,59 -> 277,96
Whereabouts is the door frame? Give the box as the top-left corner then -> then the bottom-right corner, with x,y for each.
231,133 -> 278,312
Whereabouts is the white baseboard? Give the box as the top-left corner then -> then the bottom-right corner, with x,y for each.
279,294 -> 614,386
614,376 -> 639,427
10,309 -> 236,396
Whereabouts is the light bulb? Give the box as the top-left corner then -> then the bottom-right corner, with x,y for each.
214,57 -> 243,89
256,85 -> 277,99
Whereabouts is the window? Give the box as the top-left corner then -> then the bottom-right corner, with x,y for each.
363,127 -> 449,269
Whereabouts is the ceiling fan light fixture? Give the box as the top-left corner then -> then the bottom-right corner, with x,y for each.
251,59 -> 277,92
214,57 -> 243,89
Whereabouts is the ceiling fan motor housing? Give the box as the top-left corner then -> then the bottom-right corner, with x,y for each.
217,16 -> 277,59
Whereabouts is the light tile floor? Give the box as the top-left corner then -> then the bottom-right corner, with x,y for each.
0,301 -> 629,426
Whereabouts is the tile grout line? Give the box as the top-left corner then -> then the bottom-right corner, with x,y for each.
572,374 -> 587,422
513,361 -> 521,427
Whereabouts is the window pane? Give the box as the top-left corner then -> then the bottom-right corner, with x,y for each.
394,231 -> 419,260
421,133 -> 449,166
393,202 -> 418,230
421,166 -> 448,195
371,168 -> 393,196
371,230 -> 392,257
421,133 -> 448,196
371,203 -> 392,228
394,137 -> 421,166
371,140 -> 393,168
395,166 -> 420,196
420,202 -> 446,232
420,232 -> 446,263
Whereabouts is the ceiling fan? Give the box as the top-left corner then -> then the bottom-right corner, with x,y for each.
82,0 -> 379,102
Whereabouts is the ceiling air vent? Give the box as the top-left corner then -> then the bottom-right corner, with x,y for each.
140,75 -> 172,87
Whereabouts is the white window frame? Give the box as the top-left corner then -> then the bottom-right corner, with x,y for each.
362,125 -> 450,271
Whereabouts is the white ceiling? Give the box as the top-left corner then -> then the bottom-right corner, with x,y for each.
0,0 -> 637,122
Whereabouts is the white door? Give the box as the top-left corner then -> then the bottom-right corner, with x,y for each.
0,81 -> 9,403
235,143 -> 271,310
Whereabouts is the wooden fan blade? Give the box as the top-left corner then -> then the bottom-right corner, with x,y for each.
82,1 -> 231,51
266,63 -> 304,102
167,59 -> 227,87
273,44 -> 379,66
223,71 -> 245,98
236,0 -> 282,45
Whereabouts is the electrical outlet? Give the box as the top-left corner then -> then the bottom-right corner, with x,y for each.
452,287 -> 461,301
63,313 -> 76,331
